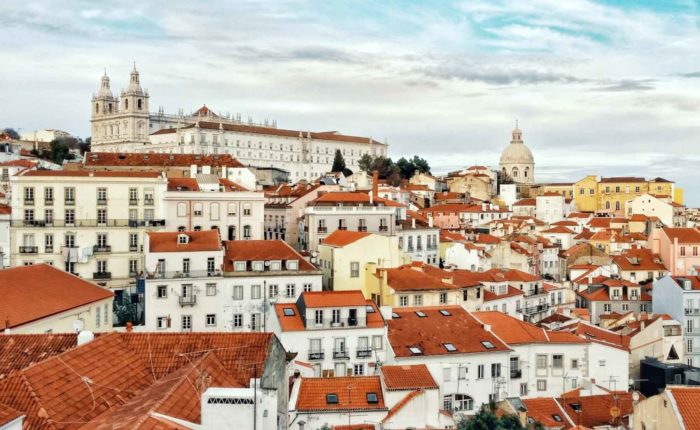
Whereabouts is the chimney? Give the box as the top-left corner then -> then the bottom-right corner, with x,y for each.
372,170 -> 379,204
126,321 -> 133,332
429,217 -> 434,228
412,218 -> 416,229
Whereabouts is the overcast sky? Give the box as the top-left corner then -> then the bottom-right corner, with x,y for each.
1,0 -> 699,204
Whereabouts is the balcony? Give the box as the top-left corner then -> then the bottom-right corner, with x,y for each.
24,199 -> 34,206
338,226 -> 347,231
144,198 -> 154,206
357,348 -> 372,358
19,246 -> 38,254
93,272 -> 112,280
178,295 -> 197,307
93,245 -> 111,253
11,219 -> 167,228
308,351 -> 324,360
65,199 -> 75,206
45,199 -> 53,206
522,304 -> 549,315
129,199 -> 139,206
129,245 -> 139,252
317,226 -> 328,233
45,246 -> 53,253
379,225 -> 388,232
333,349 -> 350,360
147,270 -> 222,280
685,308 -> 700,315
358,226 -> 367,232
510,369 -> 522,379
96,198 -> 107,205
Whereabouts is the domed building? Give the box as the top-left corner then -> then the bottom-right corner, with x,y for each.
499,123 -> 534,185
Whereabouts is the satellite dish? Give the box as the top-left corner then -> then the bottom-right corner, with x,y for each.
610,406 -> 621,418
632,392 -> 640,402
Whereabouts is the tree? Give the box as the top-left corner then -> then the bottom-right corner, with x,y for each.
49,139 -> 73,164
358,153 -> 373,172
411,155 -> 430,174
331,149 -> 353,177
456,405 -> 532,430
2,128 -> 20,140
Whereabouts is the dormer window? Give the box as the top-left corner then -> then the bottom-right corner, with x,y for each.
234,261 -> 246,272
270,260 -> 281,271
252,261 -> 264,271
286,260 -> 299,270
177,234 -> 189,244
326,394 -> 338,404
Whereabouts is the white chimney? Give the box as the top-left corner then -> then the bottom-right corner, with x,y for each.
201,387 -> 276,430
429,217 -> 434,228
77,331 -> 95,346
412,218 -> 416,229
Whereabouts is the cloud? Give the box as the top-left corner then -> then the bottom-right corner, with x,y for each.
421,62 -> 588,85
591,79 -> 657,92
680,71 -> 700,78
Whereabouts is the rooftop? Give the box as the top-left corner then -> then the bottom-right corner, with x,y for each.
321,230 -> 372,247
223,240 -> 316,272
380,364 -> 438,391
474,311 -> 587,345
0,265 -> 113,331
147,230 -> 222,253
83,152 -> 244,167
295,376 -> 387,412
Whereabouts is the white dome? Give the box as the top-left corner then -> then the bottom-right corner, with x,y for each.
97,72 -> 113,98
500,126 -> 534,164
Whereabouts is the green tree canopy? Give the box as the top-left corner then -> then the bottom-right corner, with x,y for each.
2,128 -> 20,139
331,149 -> 353,177
456,405 -> 533,430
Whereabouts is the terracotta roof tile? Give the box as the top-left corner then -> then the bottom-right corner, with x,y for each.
0,204 -> 10,215
663,227 -> 700,244
167,177 -> 199,191
483,285 -> 524,302
147,230 -> 221,253
276,297 -> 383,332
667,386 -> 700,430
0,265 -> 113,331
380,364 -> 438,391
0,334 -> 78,377
513,198 -> 536,207
543,226 -> 577,234
321,230 -> 372,247
557,392 -> 637,428
522,398 -> 573,428
21,170 -> 163,178
311,191 -> 403,207
612,248 -> 667,272
301,290 -> 368,308
475,311 -> 587,345
0,403 -> 23,426
223,240 -> 316,272
296,377 -> 387,412
388,306 -> 510,357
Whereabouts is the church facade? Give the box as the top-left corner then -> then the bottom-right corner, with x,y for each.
89,66 -> 387,182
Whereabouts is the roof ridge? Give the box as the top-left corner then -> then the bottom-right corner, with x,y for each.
552,397 -> 576,427
382,389 -> 424,424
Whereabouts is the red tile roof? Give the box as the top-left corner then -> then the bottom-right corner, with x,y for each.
223,240 -> 316,272
522,398 -> 573,428
543,226 -> 577,234
663,227 -> 700,244
380,364 -> 438,391
612,248 -> 667,272
672,276 -> 700,290
296,376 -> 387,412
0,403 -> 22,426
557,392 -> 637,428
475,311 -> 587,345
513,198 -> 536,207
303,290 -> 368,308
83,152 -> 244,168
167,177 -> 199,191
559,322 -> 630,351
0,204 -> 10,215
420,203 -> 509,214
321,230 -> 371,247
0,334 -> 78,377
276,297 -> 384,331
0,265 -> 113,331
482,285 -> 524,302
147,230 -> 221,253
311,191 -> 404,207
0,159 -> 37,168
666,386 -> 700,430
387,306 -> 510,357
382,389 -> 425,424
21,170 -> 163,178
0,332 -> 273,429
600,176 -> 646,183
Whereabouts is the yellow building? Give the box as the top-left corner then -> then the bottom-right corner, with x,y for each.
574,175 -> 675,215
530,183 -> 574,199
317,230 -> 404,300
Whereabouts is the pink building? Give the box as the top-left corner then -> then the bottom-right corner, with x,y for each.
648,227 -> 700,276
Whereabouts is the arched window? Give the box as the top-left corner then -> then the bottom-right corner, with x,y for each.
95,103 -> 99,113
108,103 -> 112,113
125,99 -> 128,110
193,226 -> 202,231
524,167 -> 529,178
615,201 -> 621,211
138,99 -> 142,110
512,167 -> 519,178
228,225 -> 236,240
177,226 -> 186,232
605,201 -> 611,210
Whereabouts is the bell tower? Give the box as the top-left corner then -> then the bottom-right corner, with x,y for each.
119,63 -> 150,147
90,69 -> 119,148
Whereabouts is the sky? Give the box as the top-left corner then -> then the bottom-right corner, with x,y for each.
1,0 -> 699,204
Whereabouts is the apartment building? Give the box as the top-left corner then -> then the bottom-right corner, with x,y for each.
652,275 -> 700,367
164,176 -> 264,240
9,170 -> 167,289
648,227 -> 700,276
397,211 -> 440,265
576,278 -> 651,324
271,290 -> 387,378
144,236 -> 323,332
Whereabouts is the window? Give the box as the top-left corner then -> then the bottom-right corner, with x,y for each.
24,187 -> 34,203
251,284 -> 261,299
269,284 -> 279,298
326,394 -> 338,404
355,365 -> 366,376
409,346 -> 422,355
520,383 -> 528,396
233,314 -> 243,328
286,284 -> 296,298
350,261 -> 360,278
243,204 -> 251,216
537,354 -> 547,369
95,306 -> 101,328
157,316 -> 170,329
439,309 -> 451,316
332,309 -> 341,324
304,283 -> 313,292
444,343 -> 457,352
206,283 -> 216,296
537,380 -> 547,391
157,286 -> 167,298
181,315 -> 192,331
399,295 -> 408,307
315,310 -> 323,325
571,359 -> 579,369
202,314 -> 216,327
182,258 -> 190,274
439,292 -> 448,304
553,354 -> 564,369
232,285 -> 243,300
372,335 -> 383,350
491,363 -> 501,377
283,308 -> 295,316
210,203 -> 220,220
477,365 -> 484,379
599,360 -> 606,367
97,188 -> 107,203
415,311 -> 426,318
443,367 -> 451,382
65,209 -> 75,225
481,341 -> 495,349
193,203 -> 203,216
413,295 -> 423,305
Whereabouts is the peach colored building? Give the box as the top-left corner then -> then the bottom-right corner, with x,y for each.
648,227 -> 700,276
